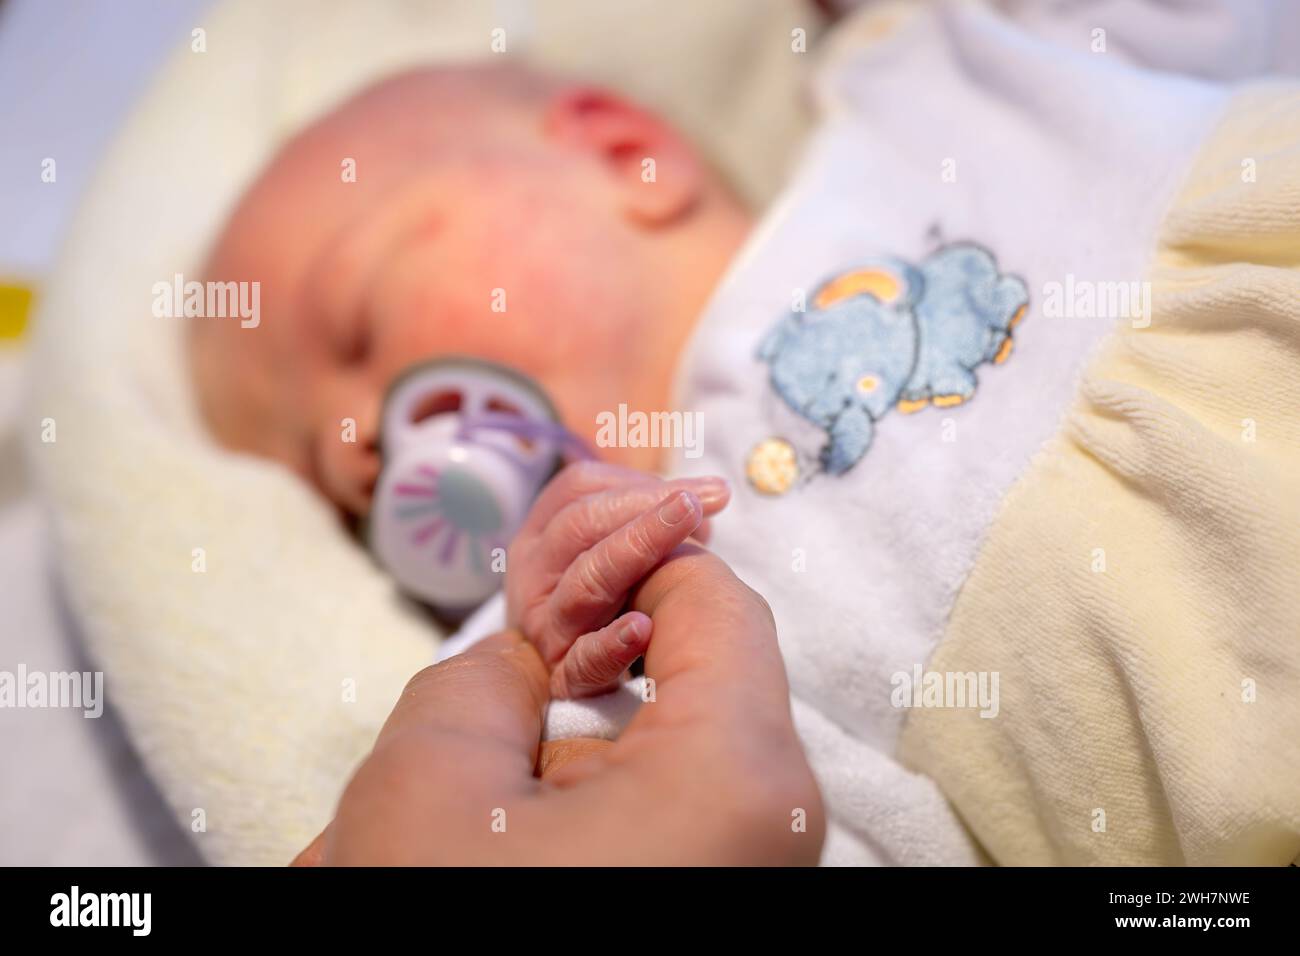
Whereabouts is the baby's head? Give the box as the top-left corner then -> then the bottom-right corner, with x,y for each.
190,65 -> 750,516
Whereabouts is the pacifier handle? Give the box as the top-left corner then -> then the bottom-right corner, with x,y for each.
456,413 -> 596,464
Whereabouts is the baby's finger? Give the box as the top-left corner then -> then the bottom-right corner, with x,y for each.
522,461 -> 659,536
551,611 -> 652,698
541,477 -> 729,569
544,491 -> 702,658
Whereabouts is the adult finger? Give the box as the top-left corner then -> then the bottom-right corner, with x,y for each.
371,630 -> 550,798
625,545 -> 793,739
290,827 -> 329,867
323,631 -> 554,865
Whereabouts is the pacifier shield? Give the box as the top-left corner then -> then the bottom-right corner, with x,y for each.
368,356 -> 582,613
373,446 -> 522,609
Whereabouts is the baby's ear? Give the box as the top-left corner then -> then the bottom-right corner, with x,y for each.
542,87 -> 703,226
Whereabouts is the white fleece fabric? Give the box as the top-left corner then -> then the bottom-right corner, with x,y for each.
25,0 -> 824,866
472,0 -> 1298,866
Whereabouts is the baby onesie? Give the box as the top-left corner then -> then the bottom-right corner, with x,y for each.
447,0 -> 1300,864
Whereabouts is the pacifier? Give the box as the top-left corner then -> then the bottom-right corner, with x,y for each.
368,357 -> 592,616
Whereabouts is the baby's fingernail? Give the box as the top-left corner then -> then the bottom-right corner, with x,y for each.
683,476 -> 730,505
659,490 -> 698,526
619,615 -> 649,646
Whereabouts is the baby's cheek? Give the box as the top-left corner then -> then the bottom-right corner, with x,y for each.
310,398 -> 381,517
375,272 -> 573,381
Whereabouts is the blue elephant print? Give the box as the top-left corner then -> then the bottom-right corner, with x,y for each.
754,243 -> 1028,480
900,244 -> 1029,411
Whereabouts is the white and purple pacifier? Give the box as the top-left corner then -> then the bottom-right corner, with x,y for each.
368,357 -> 592,616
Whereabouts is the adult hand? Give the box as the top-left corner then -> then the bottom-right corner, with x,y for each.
296,544 -> 824,865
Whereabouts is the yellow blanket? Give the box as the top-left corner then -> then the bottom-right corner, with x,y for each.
900,85 -> 1300,865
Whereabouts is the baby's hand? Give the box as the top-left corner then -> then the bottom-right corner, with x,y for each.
505,462 -> 731,698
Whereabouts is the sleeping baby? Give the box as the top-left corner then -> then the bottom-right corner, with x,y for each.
188,63 -> 750,700
191,0 -> 1300,866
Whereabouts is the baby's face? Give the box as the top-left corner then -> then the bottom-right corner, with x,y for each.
191,67 -> 749,516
